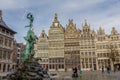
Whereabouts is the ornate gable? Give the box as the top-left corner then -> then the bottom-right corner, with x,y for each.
97,27 -> 105,35
37,28 -> 48,43
49,13 -> 64,34
39,28 -> 48,38
111,27 -> 118,35
82,19 -> 90,33
80,20 -> 96,40
65,19 -> 79,38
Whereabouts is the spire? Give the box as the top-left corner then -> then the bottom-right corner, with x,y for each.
111,27 -> 117,35
99,26 -> 102,31
40,27 -> 48,38
54,13 -> 58,22
42,27 -> 45,33
0,10 -> 2,20
98,26 -> 105,35
84,19 -> 88,26
69,19 -> 73,23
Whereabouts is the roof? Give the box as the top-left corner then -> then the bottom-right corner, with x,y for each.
0,18 -> 16,34
17,43 -> 23,47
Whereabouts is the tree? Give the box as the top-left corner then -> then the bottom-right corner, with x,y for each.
109,44 -> 119,71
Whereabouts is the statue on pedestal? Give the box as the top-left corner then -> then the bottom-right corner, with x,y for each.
21,13 -> 37,62
6,13 -> 50,80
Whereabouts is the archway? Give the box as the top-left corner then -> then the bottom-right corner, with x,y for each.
114,63 -> 120,71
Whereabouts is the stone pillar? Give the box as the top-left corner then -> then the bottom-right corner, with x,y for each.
110,59 -> 114,71
1,63 -> 3,72
80,60 -> 82,70
84,58 -> 86,69
2,50 -> 3,60
11,40 -> 13,48
7,39 -> 9,47
96,58 -> 99,70
6,64 -> 8,72
92,58 -> 94,70
0,63 -> 1,73
88,58 -> 90,69
3,37 -> 5,47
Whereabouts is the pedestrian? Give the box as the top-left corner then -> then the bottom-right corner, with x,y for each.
72,67 -> 75,77
107,66 -> 110,75
79,69 -> 83,78
74,67 -> 78,77
102,66 -> 104,74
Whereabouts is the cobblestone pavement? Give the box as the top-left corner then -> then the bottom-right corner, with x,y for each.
48,71 -> 120,80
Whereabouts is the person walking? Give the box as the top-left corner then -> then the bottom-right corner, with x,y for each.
79,69 -> 83,78
74,67 -> 78,77
107,66 -> 110,75
102,66 -> 104,74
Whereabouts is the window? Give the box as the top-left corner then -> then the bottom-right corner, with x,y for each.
93,52 -> 95,55
62,64 -> 64,68
3,64 -> 6,72
90,64 -> 92,68
6,31 -> 9,35
85,58 -> 88,62
82,64 -> 85,68
52,64 -> 54,69
89,58 -> 92,63
0,64 -> 1,70
97,54 -> 99,57
2,29 -> 5,33
5,38 -> 8,46
86,64 -> 88,68
8,52 -> 11,59
0,50 -> 2,59
81,52 -> 83,56
0,36 -> 3,45
59,64 -> 61,68
9,40 -> 12,47
3,51 -> 6,59
89,52 -> 91,56
93,58 -> 96,63
49,64 -> 51,69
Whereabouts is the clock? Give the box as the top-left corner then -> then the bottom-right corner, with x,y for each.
54,23 -> 58,27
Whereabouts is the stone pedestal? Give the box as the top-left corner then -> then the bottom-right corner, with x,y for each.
6,58 -> 51,80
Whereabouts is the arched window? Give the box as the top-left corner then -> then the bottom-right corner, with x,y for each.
3,64 -> 6,72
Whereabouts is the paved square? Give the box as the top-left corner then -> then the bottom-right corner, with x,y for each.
49,71 -> 120,80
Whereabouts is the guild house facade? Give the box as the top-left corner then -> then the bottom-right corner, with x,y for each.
35,13 -> 120,71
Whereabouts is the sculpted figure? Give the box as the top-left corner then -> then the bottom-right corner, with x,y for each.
21,13 -> 37,62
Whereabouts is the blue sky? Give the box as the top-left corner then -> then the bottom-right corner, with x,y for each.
0,0 -> 120,43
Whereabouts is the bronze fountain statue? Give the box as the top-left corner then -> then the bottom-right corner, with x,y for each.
6,13 -> 51,80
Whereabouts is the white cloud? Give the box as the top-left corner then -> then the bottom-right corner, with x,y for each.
0,0 -> 53,10
0,0 -> 26,9
59,0 -> 107,12
1,0 -> 120,43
